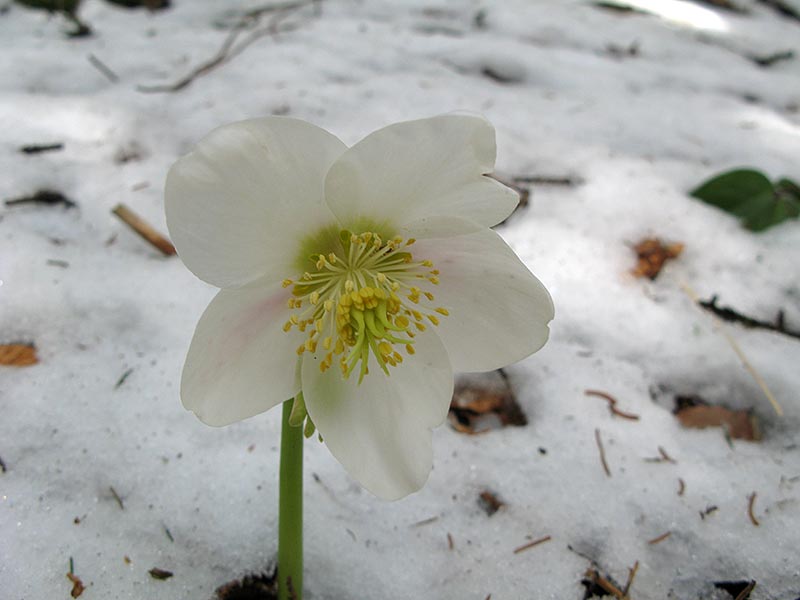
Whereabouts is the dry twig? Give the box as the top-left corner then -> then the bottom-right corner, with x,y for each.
112,204 -> 176,256
680,283 -> 783,416
138,1 -> 317,93
594,428 -> 611,477
747,492 -> 760,526
647,531 -> 672,545
585,389 -> 640,420
513,535 -> 552,554
622,560 -> 639,597
677,478 -> 686,496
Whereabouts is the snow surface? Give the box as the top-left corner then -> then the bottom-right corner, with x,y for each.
1,1 -> 799,599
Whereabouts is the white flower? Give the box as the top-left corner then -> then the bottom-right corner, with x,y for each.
165,114 -> 554,500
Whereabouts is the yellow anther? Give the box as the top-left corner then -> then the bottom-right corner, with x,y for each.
359,287 -> 374,299
395,315 -> 409,328
305,338 -> 317,352
378,342 -> 392,356
411,310 -> 422,321
405,344 -> 415,355
393,352 -> 403,363
427,314 -> 440,326
350,234 -> 359,244
282,279 -> 293,288
323,336 -> 332,350
283,321 -> 293,332
435,307 -> 449,316
422,260 -> 433,267
296,344 -> 306,356
377,273 -> 387,284
334,339 -> 345,354
290,315 -> 299,325
431,269 -> 440,275
298,321 -> 307,332
374,288 -> 387,300
391,282 -> 400,291
315,319 -> 323,331
424,292 -> 435,301
328,253 -> 337,263
406,238 -> 416,246
287,298 -> 295,309
324,299 -> 334,312
310,291 -> 320,305
429,276 -> 440,285
415,322 -> 426,331
345,280 -> 354,292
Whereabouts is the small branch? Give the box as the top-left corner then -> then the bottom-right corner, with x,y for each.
513,535 -> 552,554
677,478 -> 686,496
114,368 -> 134,389
698,295 -> 800,341
647,531 -> 672,545
138,1 -> 316,93
88,54 -> 119,83
622,560 -> 639,598
747,492 -> 760,526
584,568 -> 625,599
109,486 -> 124,510
512,174 -> 582,186
681,283 -> 783,416
411,516 -> 438,527
5,189 -> 75,208
658,446 -> 676,464
585,389 -> 640,420
19,142 -> 63,154
112,203 -> 176,256
594,428 -> 611,477
734,581 -> 757,600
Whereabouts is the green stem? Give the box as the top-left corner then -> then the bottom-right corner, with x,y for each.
278,399 -> 303,600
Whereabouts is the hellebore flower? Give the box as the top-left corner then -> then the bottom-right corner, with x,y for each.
165,114 -> 554,500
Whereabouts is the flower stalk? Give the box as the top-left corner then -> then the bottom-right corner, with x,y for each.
278,399 -> 304,600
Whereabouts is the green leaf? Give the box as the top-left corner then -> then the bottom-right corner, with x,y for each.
690,169 -> 800,232
288,392 -> 307,427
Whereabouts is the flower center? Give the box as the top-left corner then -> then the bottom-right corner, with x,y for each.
282,230 -> 447,382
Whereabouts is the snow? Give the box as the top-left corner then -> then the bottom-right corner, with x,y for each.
1,0 -> 799,598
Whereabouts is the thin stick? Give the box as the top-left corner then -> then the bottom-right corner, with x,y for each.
747,492 -> 760,526
109,486 -> 124,510
595,428 -> 611,477
647,531 -> 671,545
622,560 -> 639,597
585,569 -> 624,599
112,204 -> 176,256
513,534 -> 552,554
677,478 -> 686,496
733,580 -> 756,600
88,54 -> 119,83
658,446 -> 676,463
447,533 -> 454,550
585,390 -> 640,420
680,282 -> 783,416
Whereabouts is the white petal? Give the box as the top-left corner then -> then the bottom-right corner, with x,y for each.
324,114 -> 518,234
413,226 -> 554,373
301,331 -> 453,500
165,117 -> 346,289
181,281 -> 302,426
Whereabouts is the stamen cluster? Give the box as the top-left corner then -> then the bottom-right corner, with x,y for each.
282,231 -> 448,381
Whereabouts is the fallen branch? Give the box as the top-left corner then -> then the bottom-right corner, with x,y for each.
112,203 -> 176,256
138,1 -> 318,93
698,295 -> 799,341
680,283 -> 783,416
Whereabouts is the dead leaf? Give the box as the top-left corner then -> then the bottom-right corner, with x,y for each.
449,371 -> 526,434
675,403 -> 759,441
478,489 -> 505,516
630,238 -> 684,280
0,343 -> 38,366
66,573 -> 85,598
